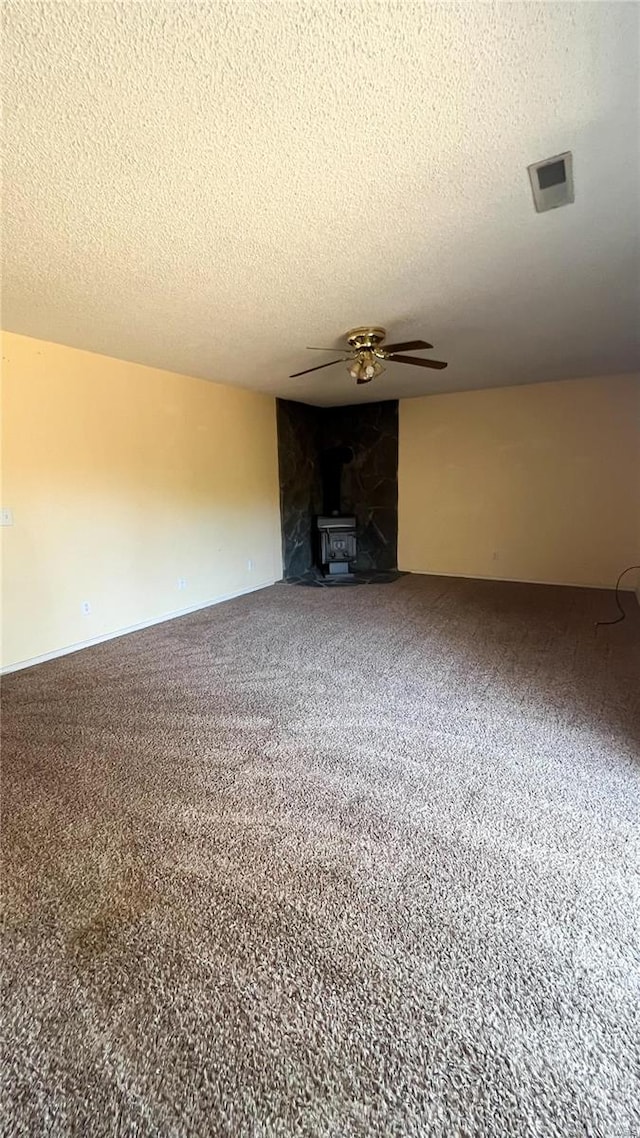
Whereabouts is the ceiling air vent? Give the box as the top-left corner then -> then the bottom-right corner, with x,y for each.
528,152 -> 574,212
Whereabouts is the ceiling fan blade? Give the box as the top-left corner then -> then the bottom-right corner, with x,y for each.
289,358 -> 347,378
387,354 -> 448,370
383,339 -> 433,353
305,346 -> 350,352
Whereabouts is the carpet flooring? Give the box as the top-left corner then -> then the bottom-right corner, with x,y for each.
2,574 -> 639,1137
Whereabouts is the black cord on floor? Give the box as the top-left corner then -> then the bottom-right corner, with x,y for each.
595,565 -> 640,629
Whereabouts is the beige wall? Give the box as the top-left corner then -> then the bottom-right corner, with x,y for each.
399,374 -> 640,590
1,333 -> 282,670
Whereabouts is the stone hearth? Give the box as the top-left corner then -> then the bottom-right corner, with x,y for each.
276,399 -> 398,581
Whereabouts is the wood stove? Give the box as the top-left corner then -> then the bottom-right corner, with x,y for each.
316,515 -> 357,578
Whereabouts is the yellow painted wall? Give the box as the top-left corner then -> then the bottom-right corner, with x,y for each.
1,332 -> 282,669
399,374 -> 640,589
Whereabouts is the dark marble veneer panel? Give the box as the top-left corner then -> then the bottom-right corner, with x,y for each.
277,399 -> 398,578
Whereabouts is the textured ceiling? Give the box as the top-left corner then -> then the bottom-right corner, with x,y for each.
3,1 -> 639,406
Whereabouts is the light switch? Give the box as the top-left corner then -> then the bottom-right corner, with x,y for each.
0,508 -> 14,526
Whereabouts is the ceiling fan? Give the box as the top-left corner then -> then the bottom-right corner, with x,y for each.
289,326 -> 448,385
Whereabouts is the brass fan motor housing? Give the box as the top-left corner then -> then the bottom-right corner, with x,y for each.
345,327 -> 388,356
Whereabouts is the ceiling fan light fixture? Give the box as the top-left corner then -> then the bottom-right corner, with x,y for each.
348,352 -> 385,383
289,327 -> 446,381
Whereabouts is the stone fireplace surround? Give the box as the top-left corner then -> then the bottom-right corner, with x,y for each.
276,398 -> 400,584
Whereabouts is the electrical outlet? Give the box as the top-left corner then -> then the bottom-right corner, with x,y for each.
0,507 -> 14,526
177,577 -> 187,591
247,559 -> 253,572
81,601 -> 92,615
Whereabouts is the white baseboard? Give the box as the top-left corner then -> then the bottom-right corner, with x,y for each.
1,579 -> 278,674
400,568 -> 638,592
